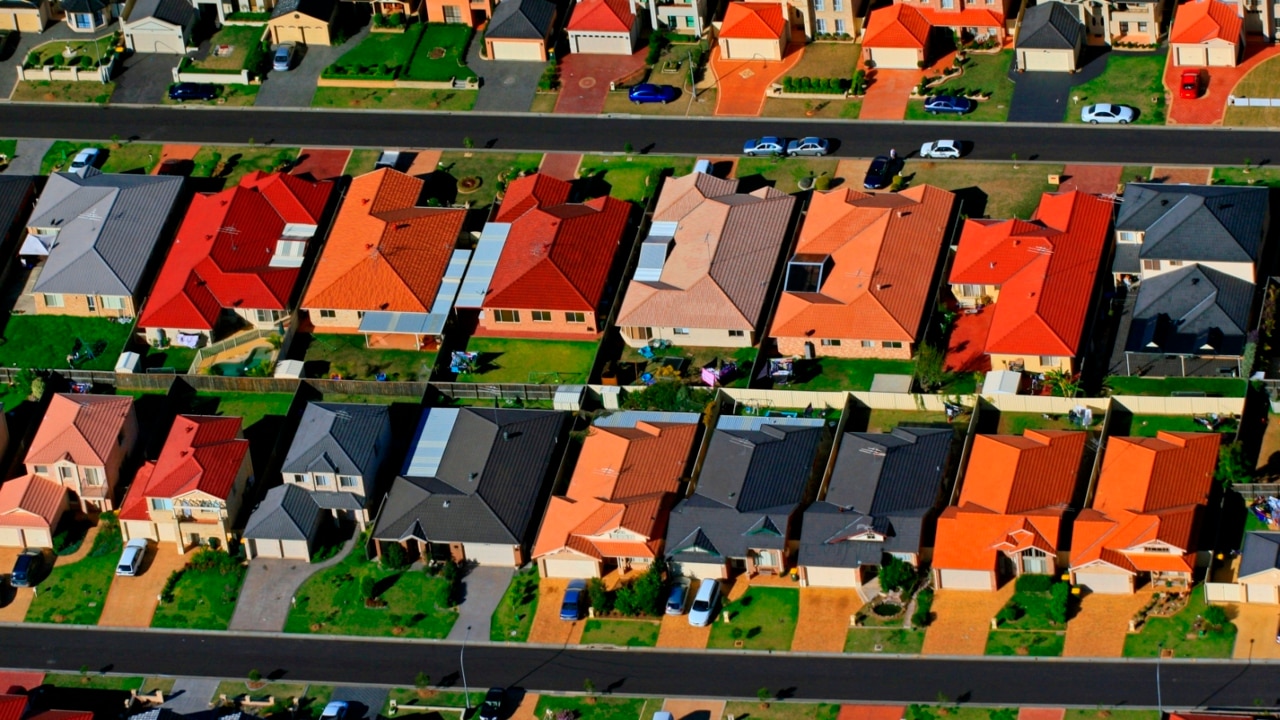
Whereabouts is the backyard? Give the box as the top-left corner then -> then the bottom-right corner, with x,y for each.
787,357 -> 915,392
185,25 -> 263,72
150,549 -> 246,631
26,515 -> 122,625
906,51 -> 1014,123
1122,589 -> 1236,658
578,154 -> 695,203
299,333 -> 436,381
1065,51 -> 1167,125
1121,413 -> 1238,437
1106,376 -> 1247,397
845,627 -> 925,654
738,156 -> 840,194
580,618 -> 660,647
11,80 -> 114,104
0,315 -> 134,371
190,145 -> 299,186
863,409 -> 961,434
707,587 -> 800,651
183,391 -> 294,427
899,161 -> 1063,220
456,337 -> 598,384
614,343 -> 756,388
143,344 -> 198,373
434,151 -> 544,208
490,568 -> 538,642
995,411 -> 1100,435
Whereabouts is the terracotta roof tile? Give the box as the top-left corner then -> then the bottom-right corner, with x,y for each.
26,394 -> 133,467
863,3 -> 932,48
1170,0 -> 1242,44
0,695 -> 26,720
918,6 -> 1005,27
567,0 -> 634,32
118,415 -> 247,521
0,474 -> 65,529
721,2 -> 787,39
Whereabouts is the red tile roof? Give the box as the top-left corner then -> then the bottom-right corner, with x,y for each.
567,0 -> 634,32
118,415 -> 247,521
917,5 -> 1005,27
485,173 -> 630,312
302,169 -> 467,313
26,394 -> 133,468
771,185 -> 956,344
139,172 -> 332,331
28,711 -> 93,720
0,694 -> 27,720
949,191 -> 1112,358
720,2 -> 788,39
0,474 -> 66,529
1170,0 -> 1242,44
862,3 -> 932,48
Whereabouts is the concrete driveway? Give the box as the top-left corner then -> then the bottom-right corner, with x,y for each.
228,537 -> 354,631
327,686 -> 388,720
525,578 -> 585,645
446,565 -> 514,642
1062,590 -> 1152,658
655,612 -> 711,648
792,587 -> 863,652
255,29 -> 367,108
0,547 -> 34,622
1007,48 -> 1109,123
466,39 -> 544,113
1232,603 -> 1280,659
1,139 -> 52,175
112,52 -> 178,105
98,544 -> 189,627
920,585 -> 1013,656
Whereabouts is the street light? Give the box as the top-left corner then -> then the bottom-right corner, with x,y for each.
1155,642 -> 1163,714
461,625 -> 473,711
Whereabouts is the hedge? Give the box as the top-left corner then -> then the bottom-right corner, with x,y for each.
781,75 -> 851,94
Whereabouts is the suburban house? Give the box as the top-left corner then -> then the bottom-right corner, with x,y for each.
122,0 -> 197,53
0,473 -> 69,548
24,393 -> 138,513
948,190 -> 1113,373
1170,0 -> 1244,65
798,427 -> 952,590
0,0 -> 50,32
1215,531 -> 1280,603
533,411 -> 701,578
461,173 -> 630,338
665,416 -> 829,580
616,170 -> 796,349
424,0 -> 494,25
1055,0 -> 1166,44
932,430 -> 1088,590
770,185 -> 956,361
645,0 -> 709,33
23,170 -> 184,318
1225,0 -> 1278,39
567,0 -> 642,53
1070,431 -> 1219,594
371,408 -> 567,566
861,3 -> 932,68
278,402 -> 393,528
244,483 -> 325,561
62,0 -> 116,30
138,171 -> 333,347
1015,1 -> 1085,71
484,0 -> 557,60
301,169 -> 469,350
718,2 -> 789,60
268,0 -> 338,45
119,415 -> 252,552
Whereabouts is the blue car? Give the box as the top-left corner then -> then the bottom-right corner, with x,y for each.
561,579 -> 586,620
629,83 -> 679,104
863,155 -> 897,190
923,95 -> 974,115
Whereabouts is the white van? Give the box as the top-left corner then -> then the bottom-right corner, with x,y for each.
116,538 -> 149,576
688,579 -> 720,627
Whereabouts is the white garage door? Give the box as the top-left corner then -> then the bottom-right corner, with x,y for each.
542,555 -> 601,578
1073,569 -> 1132,594
572,33 -> 629,55
1208,46 -> 1235,66
937,568 -> 993,590
282,539 -> 311,560
0,527 -> 22,547
248,538 -> 283,559
129,30 -> 185,53
1175,45 -> 1208,66
23,528 -> 52,548
803,565 -> 860,588
1020,49 -> 1072,72
1246,583 -> 1279,604
868,47 -> 919,69
668,560 -> 727,580
491,40 -> 544,61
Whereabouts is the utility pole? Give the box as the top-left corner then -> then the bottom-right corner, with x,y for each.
461,625 -> 473,711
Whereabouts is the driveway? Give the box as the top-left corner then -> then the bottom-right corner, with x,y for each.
661,699 -> 725,720
1061,590 -> 1152,658
858,68 -> 922,120
255,29 -> 368,108
291,147 -> 350,180
1166,43 -> 1280,125
112,53 -> 178,105
0,24 -> 85,100
466,39 -> 544,113
162,678 -> 219,714
0,547 -> 33,622
709,44 -> 804,117
227,537 -> 354,631
1231,603 -> 1280,660
920,585 -> 1013,656
328,686 -> 389,720
792,587 -> 862,652
445,565 -> 514,642
1007,48 -> 1108,123
98,544 -> 189,627
1059,164 -> 1123,196
655,612 -> 711,648
554,51 -> 646,114
1,139 -> 52,175
525,578 -> 585,645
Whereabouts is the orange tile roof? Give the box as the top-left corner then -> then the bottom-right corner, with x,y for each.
1170,0 -> 1242,44
26,394 -> 133,468
862,3 -> 932,48
119,415 -> 248,521
721,1 -> 788,39
949,191 -> 1112,358
917,5 -> 1005,27
771,185 -> 955,344
302,169 -> 466,313
532,420 -> 698,561
0,694 -> 26,720
567,0 -> 634,32
0,474 -> 65,529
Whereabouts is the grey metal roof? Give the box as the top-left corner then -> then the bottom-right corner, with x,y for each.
799,427 -> 951,570
1118,183 -> 1270,265
1125,264 -> 1253,356
1112,242 -> 1141,275
29,171 -> 183,296
126,0 -> 195,26
62,0 -> 109,12
0,176 -> 34,244
282,402 -> 393,500
1239,531 -> 1280,579
486,0 -> 555,40
373,408 -> 566,547
311,491 -> 366,510
271,0 -> 334,20
1017,2 -> 1082,50
594,410 -> 702,428
243,483 -> 323,542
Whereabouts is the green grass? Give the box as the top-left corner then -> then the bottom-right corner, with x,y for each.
1107,376 -> 1247,397
187,25 -> 262,71
301,333 -> 436,381
311,87 -> 476,111
345,148 -> 383,176
578,154 -> 695,203
533,696 -> 648,720
762,97 -> 861,119
41,140 -> 96,174
906,51 -> 1014,122
580,618 -> 660,647
491,568 -> 538,641
789,358 -> 915,391
143,344 -> 198,373
328,25 -> 421,76
190,391 -> 294,427
435,151 -> 544,208
1126,414 -> 1237,437
864,409 -> 959,433
11,81 -> 114,104
997,411 -> 1098,435
43,674 -> 144,691
1065,52 -> 1167,125
151,556 -> 247,631
405,24 -> 477,81
0,316 -> 135,371
1212,165 -> 1280,188
384,689 -> 485,714
26,516 -> 122,625
27,36 -> 116,66
459,337 -> 598,384
985,630 -> 1065,656
845,627 -> 925,654
212,681 -> 311,707
738,156 -> 840,194
1123,589 -> 1235,658
707,587 -> 800,651
0,139 -> 16,163
101,143 -> 164,173
285,547 -> 458,638
616,343 -> 757,388
191,145 -> 300,186
900,161 -> 1062,220
724,702 -> 841,720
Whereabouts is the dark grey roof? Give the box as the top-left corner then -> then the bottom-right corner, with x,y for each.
1125,264 -> 1254,356
665,421 -> 825,562
62,0 -> 109,12
0,176 -> 34,241
126,0 -> 195,26
486,0 -> 555,39
282,402 -> 392,501
1118,183 -> 1270,265
1017,2 -> 1082,50
311,491 -> 366,510
243,483 -> 322,542
1240,531 -> 1280,579
271,0 -> 334,21
1112,241 -> 1141,275
799,427 -> 951,569
0,0 -> 43,9
29,171 -> 183,296
372,408 -> 566,546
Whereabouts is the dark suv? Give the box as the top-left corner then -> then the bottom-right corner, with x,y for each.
10,548 -> 46,587
168,82 -> 217,102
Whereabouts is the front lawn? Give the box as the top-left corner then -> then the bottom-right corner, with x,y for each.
491,568 -> 538,642
385,689 -> 485,714
985,630 -> 1065,656
151,549 -> 246,631
186,25 -> 263,72
43,673 -> 144,691
985,576 -> 1069,656
737,156 -> 840,194
907,51 -> 1014,122
405,24 -> 476,81
577,154 -> 695,203
312,87 -> 476,111
458,337 -> 598,384
1065,51 -> 1167,125
299,333 -> 436,381
326,25 -> 421,78
11,81 -> 114,104
1212,165 -> 1280,188
0,316 -> 134,371
26,36 -> 116,67
534,696 -> 649,720
26,515 -> 122,625
345,148 -> 383,176
434,151 -> 544,209
580,618 -> 660,647
43,140 -> 162,174
845,627 -> 925,654
762,97 -> 861,119
1122,589 -> 1236,658
707,587 -> 800,651
600,87 -> 718,116
1107,376 -> 1247,397
788,357 -> 915,391
190,145 -> 300,186
899,161 -> 1062,220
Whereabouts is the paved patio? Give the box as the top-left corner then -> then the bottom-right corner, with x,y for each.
920,585 -> 1014,656
227,536 -> 354,632
98,544 -> 189,627
554,52 -> 647,114
1059,165 -> 1123,196
661,698 -> 726,720
291,148 -> 351,181
1062,590 -> 1153,657
709,43 -> 804,116
525,577 -> 585,644
656,612 -> 712,648
944,308 -> 993,373
792,588 -> 863,652
1232,603 -> 1280,659
1165,43 -> 1280,125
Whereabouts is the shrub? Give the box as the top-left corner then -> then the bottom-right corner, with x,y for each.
160,569 -> 184,604
814,173 -> 831,192
360,575 -> 376,601
879,555 -> 917,594
1048,581 -> 1070,624
248,669 -> 262,683
800,76 -> 811,91
912,589 -> 934,627
1204,604 -> 1229,630
25,51 -> 38,68
614,560 -> 666,616
995,602 -> 1024,625
51,54 -> 64,67
588,577 -> 612,615
382,543 -> 408,570
872,602 -> 902,617
645,31 -> 665,65
1014,574 -> 1055,593
189,548 -> 239,574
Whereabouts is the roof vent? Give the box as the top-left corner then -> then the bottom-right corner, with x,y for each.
1191,277 -> 1199,285
469,472 -> 478,482
442,500 -> 451,508
502,430 -> 511,441
1160,199 -> 1169,206
989,261 -> 997,269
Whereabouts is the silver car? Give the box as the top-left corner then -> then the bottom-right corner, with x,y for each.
272,42 -> 296,71
920,140 -> 962,159
688,578 -> 720,627
743,137 -> 785,157
786,137 -> 829,157
1081,103 -> 1136,124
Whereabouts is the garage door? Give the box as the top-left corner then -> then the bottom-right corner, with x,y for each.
1020,49 -> 1072,72
23,528 -> 52,548
572,33 -> 629,55
803,565 -> 859,588
542,555 -> 600,578
491,40 -> 544,61
281,539 -> 310,560
1208,46 -> 1236,66
249,538 -> 283,559
868,47 -> 919,69
273,25 -> 306,44
937,568 -> 993,590
724,38 -> 782,61
1175,45 -> 1208,66
1073,569 -> 1132,594
0,527 -> 22,547
129,30 -> 185,53
1246,584 -> 1279,604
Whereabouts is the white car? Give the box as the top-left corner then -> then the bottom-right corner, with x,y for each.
920,140 -> 962,159
1080,103 -> 1136,124
687,578 -> 720,627
319,702 -> 348,720
116,538 -> 149,576
70,147 -> 101,172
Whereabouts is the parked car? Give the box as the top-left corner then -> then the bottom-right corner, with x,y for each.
116,538 -> 149,576
786,137 -> 829,157
923,95 -> 973,115
479,688 -> 505,720
168,82 -> 217,102
1180,69 -> 1202,99
863,155 -> 896,190
665,580 -> 689,615
272,42 -> 297,72
653,713 -> 675,720
69,147 -> 101,171
319,702 -> 348,720
743,136 -> 786,157
688,579 -> 720,627
1080,103 -> 1136,124
9,548 -> 45,588
628,83 -> 679,104
920,139 -> 963,159
561,578 -> 586,621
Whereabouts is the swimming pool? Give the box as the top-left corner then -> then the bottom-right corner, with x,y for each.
211,346 -> 273,377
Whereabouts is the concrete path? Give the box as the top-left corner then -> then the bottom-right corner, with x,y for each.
792,588 -> 862,652
1166,43 -> 1280,126
291,148 -> 350,181
709,44 -> 803,117
1062,591 -> 1152,658
228,536 -> 355,632
554,52 -> 646,115
508,692 -> 541,720
838,705 -> 907,720
162,677 -> 219,714
152,144 -> 201,174
446,565 -> 514,642
920,585 -> 1013,656
3,138 -> 53,176
256,29 -> 368,108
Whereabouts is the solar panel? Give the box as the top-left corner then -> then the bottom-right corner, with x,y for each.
456,223 -> 509,308
404,408 -> 460,477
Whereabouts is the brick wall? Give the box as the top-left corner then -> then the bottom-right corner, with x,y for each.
776,336 -> 913,360
479,308 -> 598,337
34,292 -> 136,318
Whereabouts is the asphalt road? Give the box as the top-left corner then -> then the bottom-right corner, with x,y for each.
1,104 -> 1277,166
2,626 -> 1279,709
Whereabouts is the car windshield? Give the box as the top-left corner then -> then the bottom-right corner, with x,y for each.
14,555 -> 30,571
692,599 -> 708,611
1183,82 -> 1195,89
869,160 -> 886,172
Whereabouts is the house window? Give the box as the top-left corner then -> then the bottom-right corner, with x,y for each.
83,467 -> 103,486
292,473 -> 307,484
150,498 -> 173,511
100,296 -> 124,311
73,12 -> 92,27
835,18 -> 846,33
443,4 -> 462,21
86,296 -> 97,312
625,326 -> 653,340
255,309 -> 281,323
338,475 -> 359,488
319,309 -> 336,319
1117,231 -> 1142,243
861,340 -> 874,348
58,466 -> 74,481
1039,356 -> 1057,367
34,465 -> 49,476
1142,259 -> 1161,271
833,0 -> 844,10
565,312 -> 586,323
275,239 -> 307,261
684,15 -> 694,26
728,330 -> 745,337
814,0 -> 825,10
494,309 -> 520,323
315,474 -> 333,487
958,284 -> 983,297
941,0 -> 954,8
1137,21 -> 1148,32
673,327 -> 690,335
1119,21 -> 1130,32
821,339 -> 842,347
816,17 -> 828,32
532,310 -> 552,322
883,341 -> 903,349
1168,260 -> 1183,267
43,293 -> 64,308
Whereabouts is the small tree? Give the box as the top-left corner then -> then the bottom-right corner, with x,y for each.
587,577 -> 612,615
757,687 -> 772,708
360,575 -> 376,601
1042,368 -> 1080,398
381,543 -> 408,570
1215,442 -> 1250,489
623,141 -> 634,154
1011,152 -> 1019,169
913,342 -> 952,392
463,136 -> 475,149
582,678 -> 596,695
1048,581 -> 1070,625
1203,604 -> 1229,631
248,669 -> 262,683
1243,158 -> 1252,175
879,555 -> 917,594
414,672 -> 430,691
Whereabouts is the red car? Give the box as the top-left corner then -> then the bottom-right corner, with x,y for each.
1180,69 -> 1202,99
